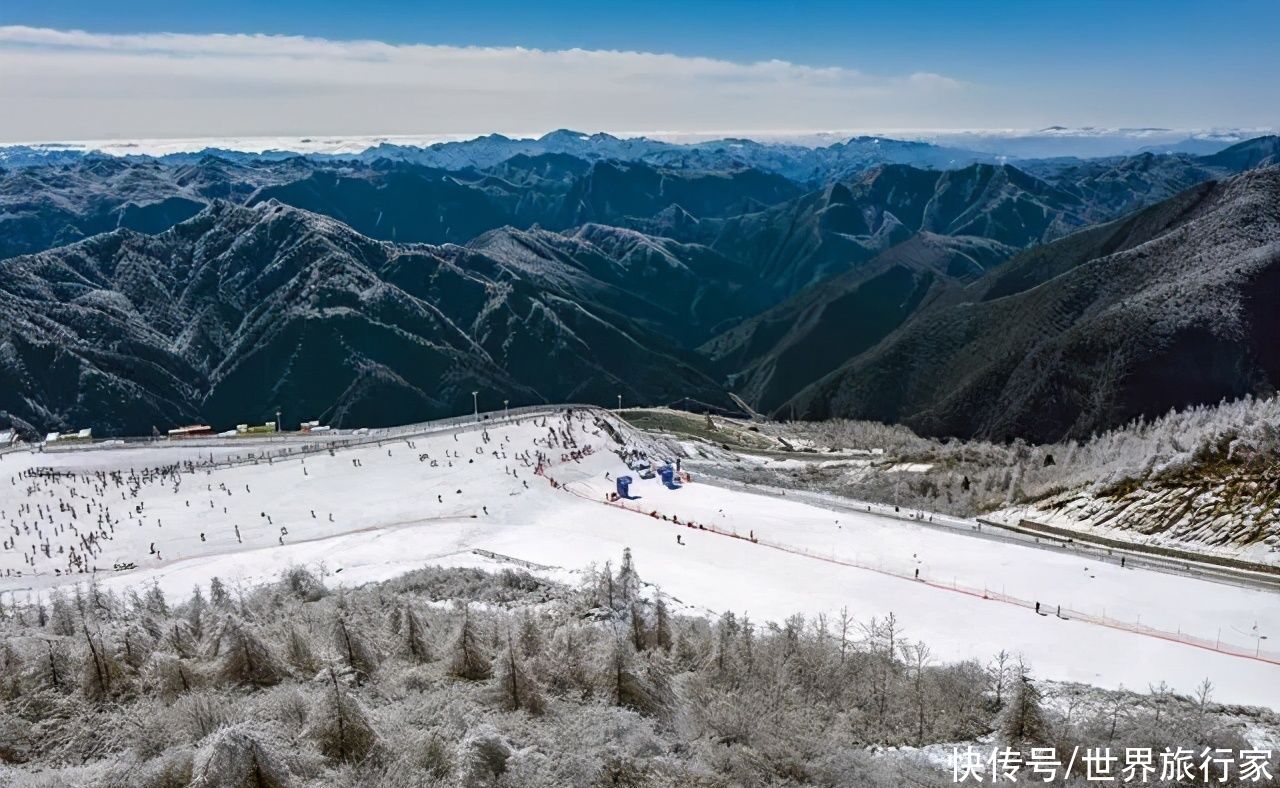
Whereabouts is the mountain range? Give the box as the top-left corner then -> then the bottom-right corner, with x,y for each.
785,166 -> 1280,442
1,132 -> 1278,440
0,129 -> 1001,184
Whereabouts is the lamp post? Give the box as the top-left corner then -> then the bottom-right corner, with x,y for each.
503,399 -> 509,420
471,391 -> 479,421
617,394 -> 622,411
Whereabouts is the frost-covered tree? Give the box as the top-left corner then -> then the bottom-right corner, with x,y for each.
143,582 -> 170,618
491,631 -> 546,715
457,724 -> 512,788
331,615 -> 379,682
515,609 -> 543,659
307,668 -> 378,763
387,604 -> 432,664
602,635 -> 671,715
618,547 -> 641,606
542,622 -> 593,697
282,566 -> 326,602
212,618 -> 286,687
447,604 -> 491,680
209,577 -> 232,609
282,624 -> 319,675
190,723 -> 293,788
81,625 -> 129,702
652,594 -> 673,652
146,651 -> 199,700
0,641 -> 22,700
998,663 -> 1050,747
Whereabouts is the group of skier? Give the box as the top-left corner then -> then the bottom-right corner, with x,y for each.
2,409 -> 601,583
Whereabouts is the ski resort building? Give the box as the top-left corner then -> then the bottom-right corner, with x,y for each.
236,422 -> 278,435
44,428 -> 92,444
167,424 -> 214,439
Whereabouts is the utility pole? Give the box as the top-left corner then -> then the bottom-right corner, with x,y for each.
471,391 -> 479,421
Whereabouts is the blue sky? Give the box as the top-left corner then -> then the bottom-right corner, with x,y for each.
1,0 -> 1276,140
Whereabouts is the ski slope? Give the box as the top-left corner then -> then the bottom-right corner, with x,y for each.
2,408 -> 1277,708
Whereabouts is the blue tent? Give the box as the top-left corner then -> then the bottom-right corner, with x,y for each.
658,465 -> 682,490
616,475 -> 636,499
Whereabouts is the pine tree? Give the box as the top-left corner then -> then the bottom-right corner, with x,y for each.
0,641 -> 22,700
998,664 -> 1050,747
116,623 -> 155,671
629,602 -> 648,651
191,723 -> 294,787
49,591 -> 77,636
33,639 -> 73,693
147,652 -> 198,700
595,561 -> 618,611
143,582 -> 169,618
388,604 -> 432,663
80,624 -> 127,702
987,650 -> 1012,711
306,668 -> 379,763
618,547 -> 641,606
213,618 -> 286,687
283,566 -> 326,602
516,609 -> 543,659
332,615 -> 379,682
491,631 -> 546,715
164,619 -> 197,658
187,584 -> 208,639
543,623 -> 592,696
208,577 -> 231,609
652,594 -> 672,651
713,611 -> 739,679
447,604 -> 491,680
602,635 -> 670,715
282,625 -> 319,675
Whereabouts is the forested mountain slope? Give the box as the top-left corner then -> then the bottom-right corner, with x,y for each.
700,233 -> 1014,411
784,166 -> 1280,442
0,202 -> 728,435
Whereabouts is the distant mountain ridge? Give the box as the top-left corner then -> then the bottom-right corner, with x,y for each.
1,129 -> 1002,185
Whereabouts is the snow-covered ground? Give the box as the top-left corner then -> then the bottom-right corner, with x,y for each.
3,409 -> 1278,708
987,498 -> 1280,567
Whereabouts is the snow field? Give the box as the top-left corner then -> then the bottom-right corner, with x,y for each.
1,409 -> 1277,708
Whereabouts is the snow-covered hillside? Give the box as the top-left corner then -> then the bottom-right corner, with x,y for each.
3,408 -> 1278,708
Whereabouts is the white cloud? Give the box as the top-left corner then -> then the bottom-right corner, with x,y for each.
0,25 -> 972,141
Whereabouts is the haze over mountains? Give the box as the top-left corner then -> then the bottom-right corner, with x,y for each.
1,130 -> 1278,440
